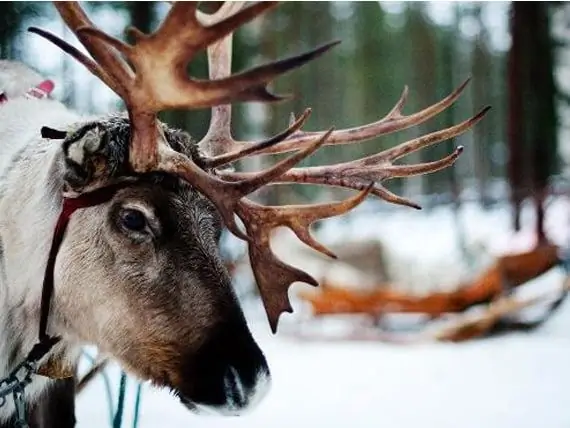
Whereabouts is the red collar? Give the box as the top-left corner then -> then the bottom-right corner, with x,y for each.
39,183 -> 131,343
0,79 -> 55,104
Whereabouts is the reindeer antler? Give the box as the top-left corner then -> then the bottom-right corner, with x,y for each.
31,1 -> 490,333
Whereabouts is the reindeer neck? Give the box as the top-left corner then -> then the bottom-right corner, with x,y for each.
0,97 -> 83,421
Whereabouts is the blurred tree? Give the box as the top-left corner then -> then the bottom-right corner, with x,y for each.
156,2 -> 251,149
436,5 -> 472,270
126,1 -> 153,36
351,2 -> 391,132
527,3 -> 558,243
508,2 -> 526,231
351,1 -> 407,199
402,3 -> 437,196
508,3 -> 558,242
255,2 -> 339,204
0,2 -> 43,58
471,5 -> 493,207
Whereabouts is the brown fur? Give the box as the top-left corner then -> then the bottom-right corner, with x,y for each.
52,180 -> 240,387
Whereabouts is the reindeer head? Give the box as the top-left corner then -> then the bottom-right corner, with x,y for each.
29,1 -> 488,416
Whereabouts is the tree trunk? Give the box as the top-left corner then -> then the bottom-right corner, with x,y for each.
507,4 -> 526,231
508,3 -> 558,240
526,3 -> 557,244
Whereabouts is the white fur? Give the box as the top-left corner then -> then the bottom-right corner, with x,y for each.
0,63 -> 91,421
0,60 -> 45,99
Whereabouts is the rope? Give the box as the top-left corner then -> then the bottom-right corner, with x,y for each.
132,383 -> 143,428
82,352 -> 115,425
112,372 -> 128,428
81,351 -> 144,428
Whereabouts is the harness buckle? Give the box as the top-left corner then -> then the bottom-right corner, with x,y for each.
0,359 -> 37,426
13,385 -> 28,428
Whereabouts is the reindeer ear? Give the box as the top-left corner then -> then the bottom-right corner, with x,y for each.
41,126 -> 68,140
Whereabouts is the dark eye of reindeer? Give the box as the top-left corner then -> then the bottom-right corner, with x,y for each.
120,209 -> 147,232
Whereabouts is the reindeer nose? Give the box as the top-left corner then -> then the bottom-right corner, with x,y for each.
188,363 -> 271,416
183,360 -> 271,416
222,365 -> 271,414
180,320 -> 272,415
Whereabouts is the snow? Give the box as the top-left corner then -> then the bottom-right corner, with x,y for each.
74,196 -> 570,428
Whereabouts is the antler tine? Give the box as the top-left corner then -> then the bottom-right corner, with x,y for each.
54,2 -> 134,96
197,2 -> 314,163
78,2 -> 338,112
219,107 -> 490,210
198,4 -> 241,157
203,109 -> 313,169
27,27 -> 121,95
28,1 -> 133,97
225,77 -> 473,156
237,184 -> 374,332
194,2 -> 319,167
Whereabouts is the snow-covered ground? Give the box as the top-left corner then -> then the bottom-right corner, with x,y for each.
76,197 -> 570,428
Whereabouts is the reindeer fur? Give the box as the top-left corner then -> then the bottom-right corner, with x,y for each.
0,61 -> 82,423
0,61 -> 270,424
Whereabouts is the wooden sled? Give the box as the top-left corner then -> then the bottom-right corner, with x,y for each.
294,243 -> 569,342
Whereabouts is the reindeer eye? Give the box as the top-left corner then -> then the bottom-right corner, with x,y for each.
120,209 -> 147,232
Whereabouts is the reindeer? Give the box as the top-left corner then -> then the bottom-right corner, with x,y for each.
0,1 -> 488,426
0,61 -> 54,103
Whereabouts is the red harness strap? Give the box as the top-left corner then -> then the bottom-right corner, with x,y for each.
30,183 -> 129,363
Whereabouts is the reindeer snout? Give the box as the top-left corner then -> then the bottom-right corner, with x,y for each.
221,364 -> 271,414
180,322 -> 271,416
186,364 -> 271,416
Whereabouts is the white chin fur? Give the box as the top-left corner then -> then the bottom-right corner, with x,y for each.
190,367 -> 272,417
